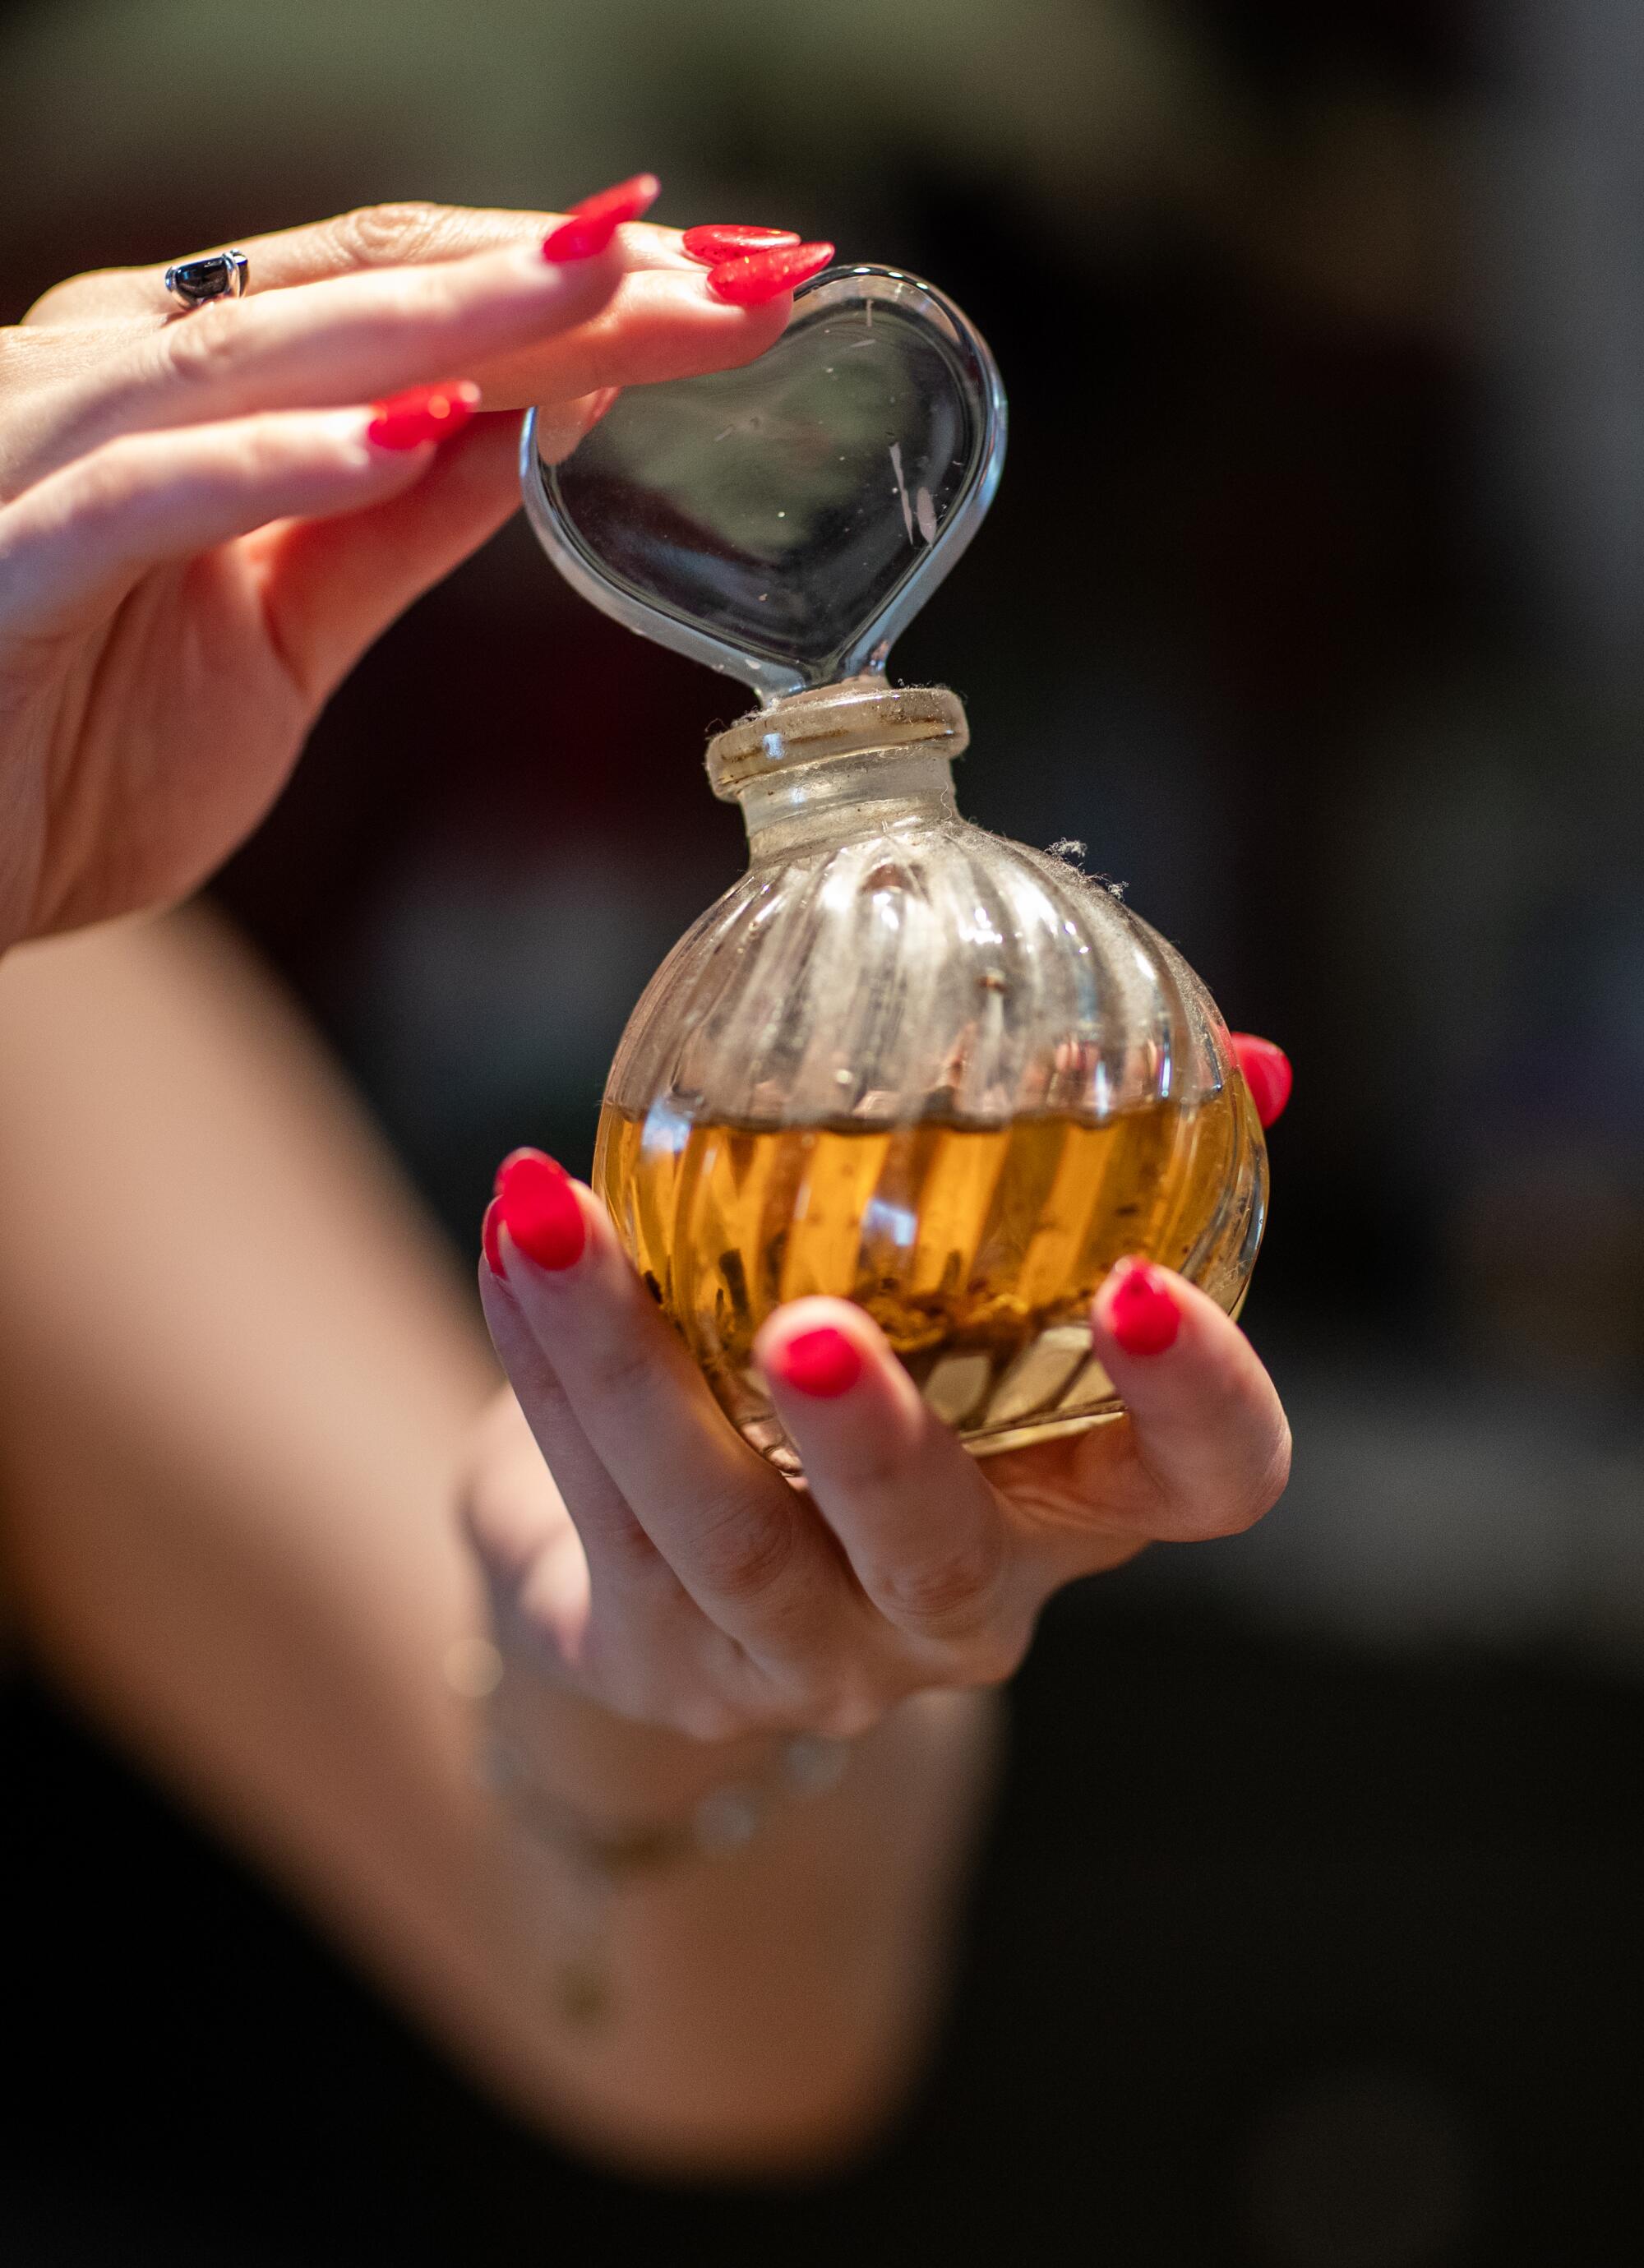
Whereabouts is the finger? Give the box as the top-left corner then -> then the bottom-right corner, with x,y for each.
753,1300 -> 1024,1663
469,265 -> 791,410
478,1260 -> 827,1739
455,1382 -> 605,1671
1075,1260 -> 1291,1540
250,396 -> 615,703
486,1152 -> 858,1658
474,1263 -> 669,1613
22,239 -> 626,486
37,255 -> 789,497
0,405 -> 451,641
1229,1032 -> 1293,1128
25,200 -> 700,324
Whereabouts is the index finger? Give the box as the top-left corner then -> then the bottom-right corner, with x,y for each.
25,197 -> 699,325
24,248 -> 792,500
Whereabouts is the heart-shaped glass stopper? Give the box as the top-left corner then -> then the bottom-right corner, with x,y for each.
520,265 -> 1007,704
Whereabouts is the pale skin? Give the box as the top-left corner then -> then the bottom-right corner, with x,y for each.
0,202 -> 1291,2173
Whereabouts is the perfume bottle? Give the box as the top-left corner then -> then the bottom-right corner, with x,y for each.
523,267 -> 1266,1469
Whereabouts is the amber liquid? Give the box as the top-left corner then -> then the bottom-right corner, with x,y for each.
594,1086 -> 1254,1468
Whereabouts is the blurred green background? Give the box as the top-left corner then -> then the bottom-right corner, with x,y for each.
3,1 -> 1642,2261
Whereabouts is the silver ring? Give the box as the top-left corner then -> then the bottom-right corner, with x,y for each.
163,249 -> 249,309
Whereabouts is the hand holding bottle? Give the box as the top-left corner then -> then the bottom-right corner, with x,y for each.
0,185 -> 823,953
466,1148 -> 1291,1754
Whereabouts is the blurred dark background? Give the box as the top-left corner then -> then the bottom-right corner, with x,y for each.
2,0 -> 1642,2260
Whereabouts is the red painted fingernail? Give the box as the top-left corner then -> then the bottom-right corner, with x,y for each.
1230,1034 -> 1293,1129
492,1149 -> 585,1272
774,1325 -> 862,1399
366,380 -> 479,450
1106,1260 -> 1182,1357
681,224 -> 801,265
481,1199 -> 505,1277
706,241 -> 834,307
543,173 -> 660,261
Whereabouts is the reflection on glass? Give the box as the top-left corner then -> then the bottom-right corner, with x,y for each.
523,266 -> 1006,700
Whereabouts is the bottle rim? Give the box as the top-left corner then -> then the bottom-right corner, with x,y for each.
705,678 -> 969,799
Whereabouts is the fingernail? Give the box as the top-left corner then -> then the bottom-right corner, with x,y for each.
1230,1034 -> 1293,1129
1106,1260 -> 1182,1357
681,224 -> 801,265
584,385 -> 620,429
481,1199 -> 505,1277
492,1149 -> 586,1272
773,1325 -> 862,1399
543,173 -> 660,261
366,380 -> 479,451
706,241 -> 834,307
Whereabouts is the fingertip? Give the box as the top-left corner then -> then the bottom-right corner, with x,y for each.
754,1295 -> 885,1378
755,1300 -> 933,1474
1083,1259 -> 1290,1534
704,240 -> 834,307
490,1148 -> 587,1274
1088,1259 -> 1263,1407
769,1323 -> 864,1400
1230,1033 -> 1292,1128
1097,1258 -> 1183,1358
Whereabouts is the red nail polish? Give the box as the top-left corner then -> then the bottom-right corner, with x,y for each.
492,1149 -> 585,1272
1106,1261 -> 1181,1357
1230,1034 -> 1293,1129
681,224 -> 801,265
543,173 -> 660,261
706,241 -> 834,307
774,1325 -> 862,1399
366,380 -> 479,451
481,1199 -> 506,1277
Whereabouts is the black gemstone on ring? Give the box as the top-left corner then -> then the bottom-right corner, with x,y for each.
164,252 -> 247,307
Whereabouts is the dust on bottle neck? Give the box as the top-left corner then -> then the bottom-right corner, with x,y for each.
704,677 -> 968,861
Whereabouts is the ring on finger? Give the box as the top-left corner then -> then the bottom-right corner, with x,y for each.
162,249 -> 250,310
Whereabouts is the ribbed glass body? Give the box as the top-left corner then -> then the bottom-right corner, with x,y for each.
593,682 -> 1266,1469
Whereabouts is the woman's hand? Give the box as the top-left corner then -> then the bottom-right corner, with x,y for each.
0,187 -> 801,950
464,1148 -> 1291,1749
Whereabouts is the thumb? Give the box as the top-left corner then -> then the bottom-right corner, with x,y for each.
1075,1259 -> 1291,1540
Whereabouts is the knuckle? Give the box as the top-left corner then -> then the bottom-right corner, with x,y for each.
332,200 -> 451,266
577,1328 -> 658,1411
230,421 -> 298,483
870,1530 -> 1006,1639
163,300 -> 246,386
62,439 -> 144,528
694,1487 -> 800,1607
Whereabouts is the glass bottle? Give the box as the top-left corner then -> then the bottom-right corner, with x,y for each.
522,267 -> 1266,1469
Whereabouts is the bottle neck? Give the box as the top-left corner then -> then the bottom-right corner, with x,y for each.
704,678 -> 969,861
737,750 -> 958,858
